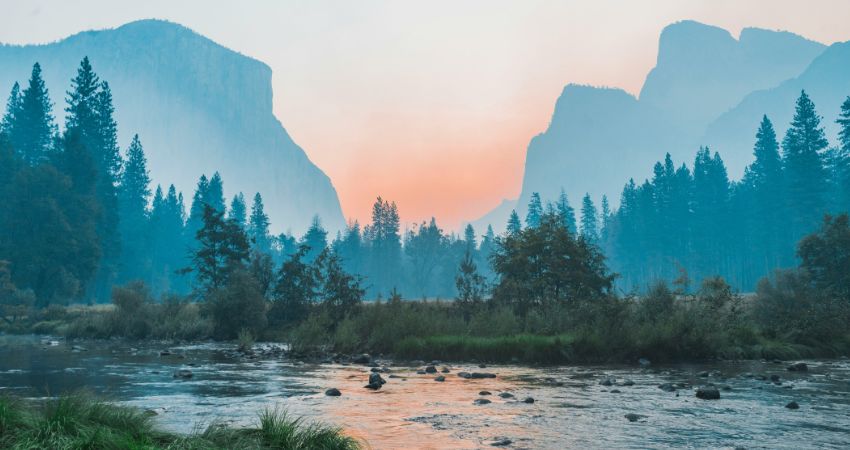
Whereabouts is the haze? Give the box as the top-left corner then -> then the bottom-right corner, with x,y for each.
2,0 -> 849,229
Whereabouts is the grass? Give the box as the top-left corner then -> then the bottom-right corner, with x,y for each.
0,393 -> 361,450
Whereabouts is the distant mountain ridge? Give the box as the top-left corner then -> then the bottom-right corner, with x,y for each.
472,20 -> 831,233
0,19 -> 345,234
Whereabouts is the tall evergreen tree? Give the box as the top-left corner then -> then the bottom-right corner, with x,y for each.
191,205 -> 250,295
580,194 -> 599,243
206,172 -> 226,214
228,193 -> 247,229
11,63 -> 55,165
744,115 -> 786,269
832,96 -> 850,211
525,192 -> 543,228
248,192 -> 271,253
507,209 -> 522,235
117,134 -> 151,282
463,223 -> 477,251
1,82 -> 21,135
782,90 -> 829,241
555,189 -> 577,234
301,215 -> 328,264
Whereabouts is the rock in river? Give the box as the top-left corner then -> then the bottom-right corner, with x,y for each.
365,372 -> 387,390
474,398 -> 492,405
434,376 -> 445,382
695,386 -> 720,400
498,392 -> 514,399
625,413 -> 646,422
479,391 -> 492,396
523,397 -> 535,404
786,401 -> 800,409
325,388 -> 341,396
787,362 -> 808,372
658,383 -> 677,392
425,365 -> 438,374
459,372 -> 497,379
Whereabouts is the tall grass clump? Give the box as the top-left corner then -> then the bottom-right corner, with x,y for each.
0,393 -> 362,450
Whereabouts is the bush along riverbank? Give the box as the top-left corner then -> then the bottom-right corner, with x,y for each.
3,214 -> 850,366
0,393 -> 361,450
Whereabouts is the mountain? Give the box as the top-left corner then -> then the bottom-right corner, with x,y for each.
472,21 -> 826,232
0,19 -> 345,234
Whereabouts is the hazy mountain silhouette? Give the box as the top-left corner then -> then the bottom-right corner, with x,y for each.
0,19 -> 345,234
472,20 -> 826,232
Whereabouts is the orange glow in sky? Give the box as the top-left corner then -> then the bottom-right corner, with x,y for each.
3,0 -> 850,230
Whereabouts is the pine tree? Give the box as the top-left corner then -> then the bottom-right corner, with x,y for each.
507,209 -> 522,235
600,195 -> 611,242
365,197 -> 402,297
301,215 -> 328,264
525,192 -> 543,228
743,115 -> 787,269
248,193 -> 271,253
11,63 -> 55,165
117,134 -> 151,282
832,96 -> 850,211
206,172 -> 226,214
463,223 -> 477,251
782,90 -> 829,241
66,57 -> 99,141
228,193 -> 247,229
555,189 -> 577,234
1,82 -> 21,135
580,194 -> 599,243
93,81 -> 121,182
191,205 -> 250,295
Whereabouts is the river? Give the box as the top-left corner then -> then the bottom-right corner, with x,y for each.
1,335 -> 849,449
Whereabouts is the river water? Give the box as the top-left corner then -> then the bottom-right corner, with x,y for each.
1,335 -> 849,449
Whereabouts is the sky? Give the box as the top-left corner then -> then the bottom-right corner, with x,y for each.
2,0 -> 850,230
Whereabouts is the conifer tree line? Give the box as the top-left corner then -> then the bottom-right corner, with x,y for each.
2,57 -> 848,307
0,58 -> 503,306
521,90 -> 850,292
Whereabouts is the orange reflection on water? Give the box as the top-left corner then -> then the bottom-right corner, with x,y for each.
317,365 -> 532,449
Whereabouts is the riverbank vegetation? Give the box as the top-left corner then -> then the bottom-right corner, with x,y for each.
0,393 -> 360,450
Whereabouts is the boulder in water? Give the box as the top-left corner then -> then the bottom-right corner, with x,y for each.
434,376 -> 445,382
491,438 -> 512,446
425,365 -> 437,374
658,383 -> 677,392
523,397 -> 535,404
479,391 -> 492,396
787,362 -> 808,372
498,392 -> 514,399
474,398 -> 492,405
695,386 -> 720,400
624,413 -> 646,422
325,388 -> 341,396
785,401 -> 800,409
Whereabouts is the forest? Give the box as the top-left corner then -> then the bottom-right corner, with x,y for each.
1,57 -> 850,362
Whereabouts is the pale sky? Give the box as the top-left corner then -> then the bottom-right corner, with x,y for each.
2,0 -> 849,230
